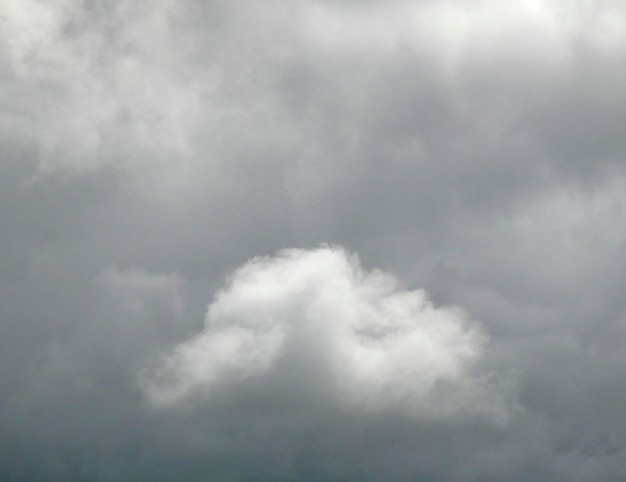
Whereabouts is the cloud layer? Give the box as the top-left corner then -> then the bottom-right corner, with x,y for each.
2,0 -> 626,480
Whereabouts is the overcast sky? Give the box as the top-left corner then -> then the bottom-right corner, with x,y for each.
1,1 -> 626,480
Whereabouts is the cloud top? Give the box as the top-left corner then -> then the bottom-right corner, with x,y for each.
141,246 -> 492,418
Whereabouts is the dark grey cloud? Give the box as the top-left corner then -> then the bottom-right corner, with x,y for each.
1,0 -> 626,480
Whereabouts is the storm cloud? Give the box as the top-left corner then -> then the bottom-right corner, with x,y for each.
1,0 -> 626,481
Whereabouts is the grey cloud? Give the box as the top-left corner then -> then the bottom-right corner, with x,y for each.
1,0 -> 626,480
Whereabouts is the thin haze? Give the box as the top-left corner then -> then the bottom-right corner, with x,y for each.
1,1 -> 626,481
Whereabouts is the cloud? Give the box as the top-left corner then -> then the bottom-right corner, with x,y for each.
2,0 -> 626,480
140,246 -> 498,419
95,265 -> 184,319
0,0 -> 205,179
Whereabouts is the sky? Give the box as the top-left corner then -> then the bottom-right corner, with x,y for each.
1,0 -> 626,480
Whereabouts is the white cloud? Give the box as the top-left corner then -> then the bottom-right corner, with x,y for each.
0,0 -> 204,178
140,246 -> 497,418
300,0 -> 577,66
4,0 -> 624,189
